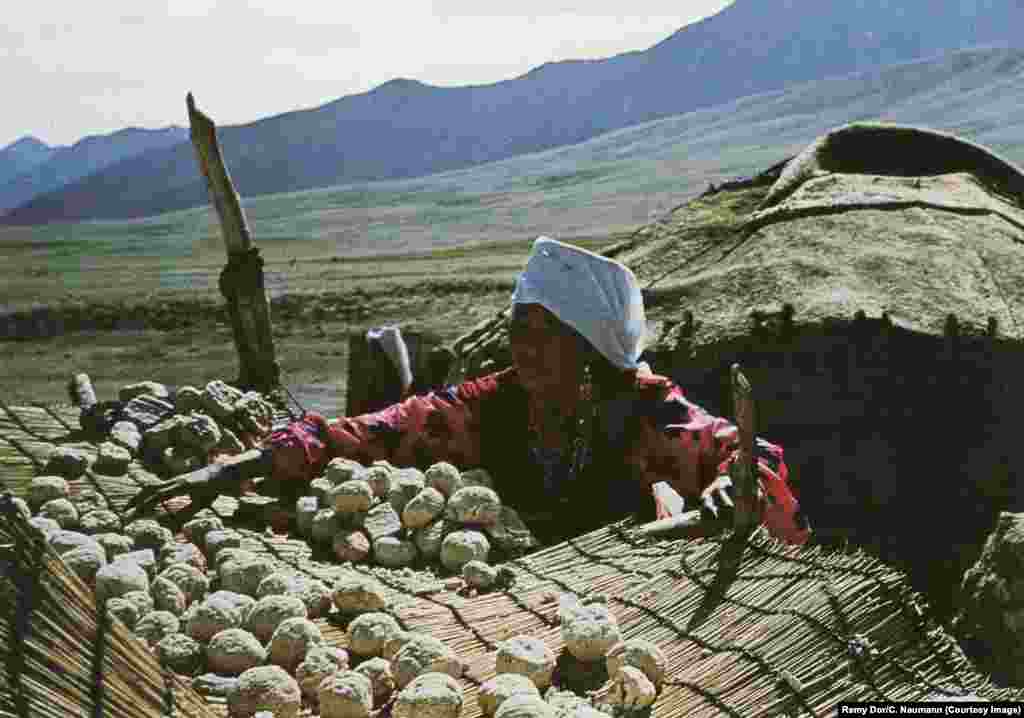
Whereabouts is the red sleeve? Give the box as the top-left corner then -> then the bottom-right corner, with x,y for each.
631,372 -> 810,546
265,370 -> 510,482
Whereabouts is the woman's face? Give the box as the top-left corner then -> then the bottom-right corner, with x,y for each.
508,303 -> 583,396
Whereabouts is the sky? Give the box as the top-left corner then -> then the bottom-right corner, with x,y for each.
2,0 -> 733,149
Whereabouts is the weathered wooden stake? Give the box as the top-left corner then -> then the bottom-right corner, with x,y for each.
731,363 -> 757,534
186,92 -> 280,391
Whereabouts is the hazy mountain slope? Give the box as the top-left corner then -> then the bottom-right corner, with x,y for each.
0,126 -> 188,213
11,47 -> 1024,264
0,137 -> 57,187
6,0 -> 1024,225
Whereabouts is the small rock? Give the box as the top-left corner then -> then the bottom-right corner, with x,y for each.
208,628 -> 268,675
332,573 -> 389,614
160,562 -> 209,605
235,392 -> 275,435
161,542 -> 207,573
186,591 -> 255,642
124,519 -> 173,553
38,498 -> 79,529
247,595 -> 308,643
115,549 -> 158,580
79,510 -> 122,535
389,468 -> 426,515
119,381 -> 170,402
135,610 -> 180,647
326,458 -> 366,485
296,645 -> 350,700
45,447 -> 91,480
96,559 -> 150,602
334,529 -> 372,563
8,496 -> 30,520
152,576 -> 188,616
364,503 -> 403,541
605,639 -> 667,689
122,394 -> 176,431
355,657 -> 396,704
463,560 -> 498,590
216,427 -> 245,455
440,530 -> 490,572
494,694 -> 554,718
163,446 -> 202,476
95,442 -> 131,475
122,590 -> 155,621
220,554 -> 277,598
202,380 -> 244,423
204,530 -> 242,562
174,386 -> 204,415
182,516 -> 224,551
403,487 -> 446,529
312,508 -> 341,544
495,636 -> 556,690
362,465 -> 393,498
559,597 -> 621,663
268,617 -> 325,673
333,480 -> 374,514
193,672 -> 240,698
106,597 -> 140,630
214,548 -> 257,572
228,665 -> 301,718
478,674 -> 541,717
375,537 -> 418,568
69,487 -> 109,516
157,633 -> 204,675
143,414 -> 190,453
28,475 -> 70,508
446,486 -> 501,526
348,612 -> 402,657
425,462 -> 463,498
319,670 -> 373,718
461,468 -> 495,489
394,672 -> 463,718
608,666 -> 656,710
178,413 -> 222,454
295,497 -> 319,537
413,520 -> 448,561
62,543 -> 107,586
29,516 -> 61,537
392,634 -> 462,689
48,529 -> 100,555
110,421 -> 143,455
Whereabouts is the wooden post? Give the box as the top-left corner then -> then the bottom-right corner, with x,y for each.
186,92 -> 280,391
731,363 -> 757,534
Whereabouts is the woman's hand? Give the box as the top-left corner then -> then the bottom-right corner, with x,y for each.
699,474 -> 764,528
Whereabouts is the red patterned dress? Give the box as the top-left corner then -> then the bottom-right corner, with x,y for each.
265,367 -> 810,545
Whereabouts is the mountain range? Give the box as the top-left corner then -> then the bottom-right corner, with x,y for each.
0,127 -> 188,213
4,0 -> 1024,226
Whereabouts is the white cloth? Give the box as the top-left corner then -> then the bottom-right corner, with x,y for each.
511,236 -> 646,370
366,326 -> 413,392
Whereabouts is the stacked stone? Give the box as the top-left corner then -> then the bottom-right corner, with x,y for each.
57,378 -> 278,479
296,460 -> 539,577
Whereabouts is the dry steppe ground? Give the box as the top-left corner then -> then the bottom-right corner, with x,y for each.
0,233 -> 623,417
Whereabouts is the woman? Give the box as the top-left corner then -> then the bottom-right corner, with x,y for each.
130,238 -> 809,545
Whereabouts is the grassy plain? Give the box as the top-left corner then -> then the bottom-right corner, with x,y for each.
0,230 -> 623,418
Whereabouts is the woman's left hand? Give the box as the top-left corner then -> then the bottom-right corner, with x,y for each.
699,474 -> 764,528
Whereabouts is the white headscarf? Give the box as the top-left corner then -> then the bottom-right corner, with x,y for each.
511,236 -> 646,370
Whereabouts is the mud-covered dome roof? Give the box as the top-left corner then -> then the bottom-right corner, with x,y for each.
452,123 -> 1024,373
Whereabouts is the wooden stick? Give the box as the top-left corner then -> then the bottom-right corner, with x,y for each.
186,92 -> 280,391
731,363 -> 757,534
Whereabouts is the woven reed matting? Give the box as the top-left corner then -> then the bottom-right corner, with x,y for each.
4,402 -> 1024,717
0,500 -> 219,718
